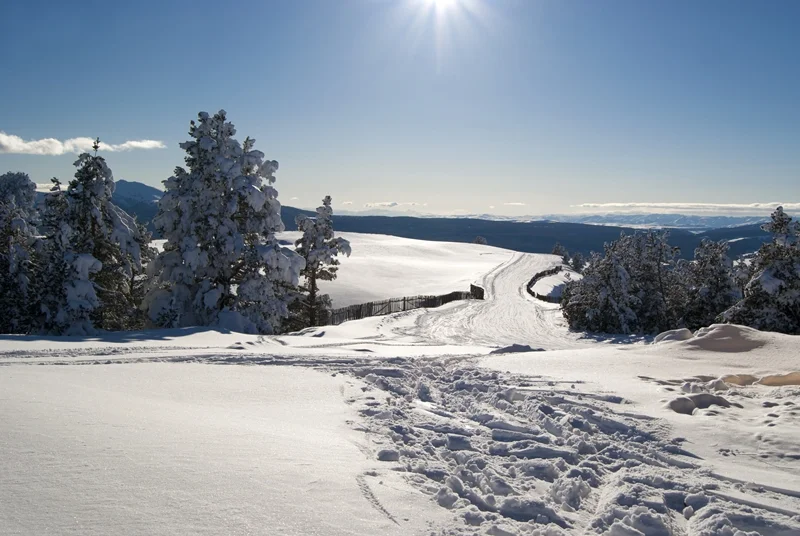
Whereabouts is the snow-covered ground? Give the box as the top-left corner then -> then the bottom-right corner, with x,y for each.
2,234 -> 799,535
531,269 -> 582,300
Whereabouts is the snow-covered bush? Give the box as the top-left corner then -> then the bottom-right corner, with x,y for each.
723,207 -> 800,334
144,110 -> 303,334
0,172 -> 38,333
292,196 -> 351,327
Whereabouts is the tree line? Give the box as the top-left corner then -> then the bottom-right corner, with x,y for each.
558,210 -> 800,335
0,111 -> 349,335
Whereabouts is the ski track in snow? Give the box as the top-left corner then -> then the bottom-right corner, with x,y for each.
2,250 -> 799,535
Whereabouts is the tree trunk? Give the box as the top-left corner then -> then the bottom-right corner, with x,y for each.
308,270 -> 318,327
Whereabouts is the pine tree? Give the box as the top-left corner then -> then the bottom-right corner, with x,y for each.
569,251 -> 585,273
33,178 -> 103,335
723,207 -> 800,334
551,242 -> 569,263
65,140 -> 145,331
680,239 -> 739,329
0,172 -> 38,333
473,236 -> 488,245
561,231 -> 687,334
32,178 -> 74,334
294,196 -> 351,327
144,110 -> 304,334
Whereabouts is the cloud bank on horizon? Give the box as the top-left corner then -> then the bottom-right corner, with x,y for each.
0,131 -> 166,155
364,201 -> 425,208
574,202 -> 800,214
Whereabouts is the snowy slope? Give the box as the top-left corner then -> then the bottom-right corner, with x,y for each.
278,231 -> 513,307
2,242 -> 799,535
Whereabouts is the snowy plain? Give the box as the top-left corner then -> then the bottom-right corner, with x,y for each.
2,232 -> 799,535
278,231 -> 514,307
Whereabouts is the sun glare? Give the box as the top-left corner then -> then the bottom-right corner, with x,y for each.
429,0 -> 457,10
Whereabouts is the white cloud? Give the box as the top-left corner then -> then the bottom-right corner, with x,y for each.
573,202 -> 800,214
503,202 -> 526,206
289,196 -> 299,200
488,205 -> 496,209
342,201 -> 353,205
0,131 -> 166,155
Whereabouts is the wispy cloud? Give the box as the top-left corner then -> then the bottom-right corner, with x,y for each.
488,205 -> 496,209
0,131 -> 166,155
573,202 -> 800,214
289,196 -> 299,200
503,202 -> 526,206
342,201 -> 353,205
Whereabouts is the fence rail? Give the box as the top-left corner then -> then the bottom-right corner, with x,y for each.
526,266 -> 563,303
322,285 -> 485,326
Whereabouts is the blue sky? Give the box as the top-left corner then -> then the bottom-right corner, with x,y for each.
1,0 -> 798,215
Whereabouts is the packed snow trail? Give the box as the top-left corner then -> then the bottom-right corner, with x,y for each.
395,253 -> 601,350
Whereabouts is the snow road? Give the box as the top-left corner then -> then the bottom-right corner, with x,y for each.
394,252 -> 598,350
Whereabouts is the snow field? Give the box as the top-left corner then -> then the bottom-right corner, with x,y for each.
2,234 -> 799,535
278,232 -> 514,307
0,364 -> 448,535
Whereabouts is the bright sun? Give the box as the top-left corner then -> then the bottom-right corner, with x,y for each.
428,0 -> 457,10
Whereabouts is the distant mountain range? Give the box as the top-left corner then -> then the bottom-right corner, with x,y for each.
539,213 -> 769,230
110,180 -> 771,259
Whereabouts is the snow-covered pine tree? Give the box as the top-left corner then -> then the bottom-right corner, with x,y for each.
144,111 -> 304,334
723,207 -> 800,334
561,238 -> 640,334
65,140 -> 146,331
633,230 -> 684,333
680,239 -> 739,329
561,231 -> 688,334
294,196 -> 351,327
31,178 -> 75,334
0,172 -> 38,333
569,251 -> 585,273
551,242 -> 569,263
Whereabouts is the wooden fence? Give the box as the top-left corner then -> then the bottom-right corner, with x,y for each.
322,285 -> 485,326
526,266 -> 563,303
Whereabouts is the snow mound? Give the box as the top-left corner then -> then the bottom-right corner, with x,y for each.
722,371 -> 800,387
654,328 -> 694,343
667,393 -> 742,416
680,324 -> 768,353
